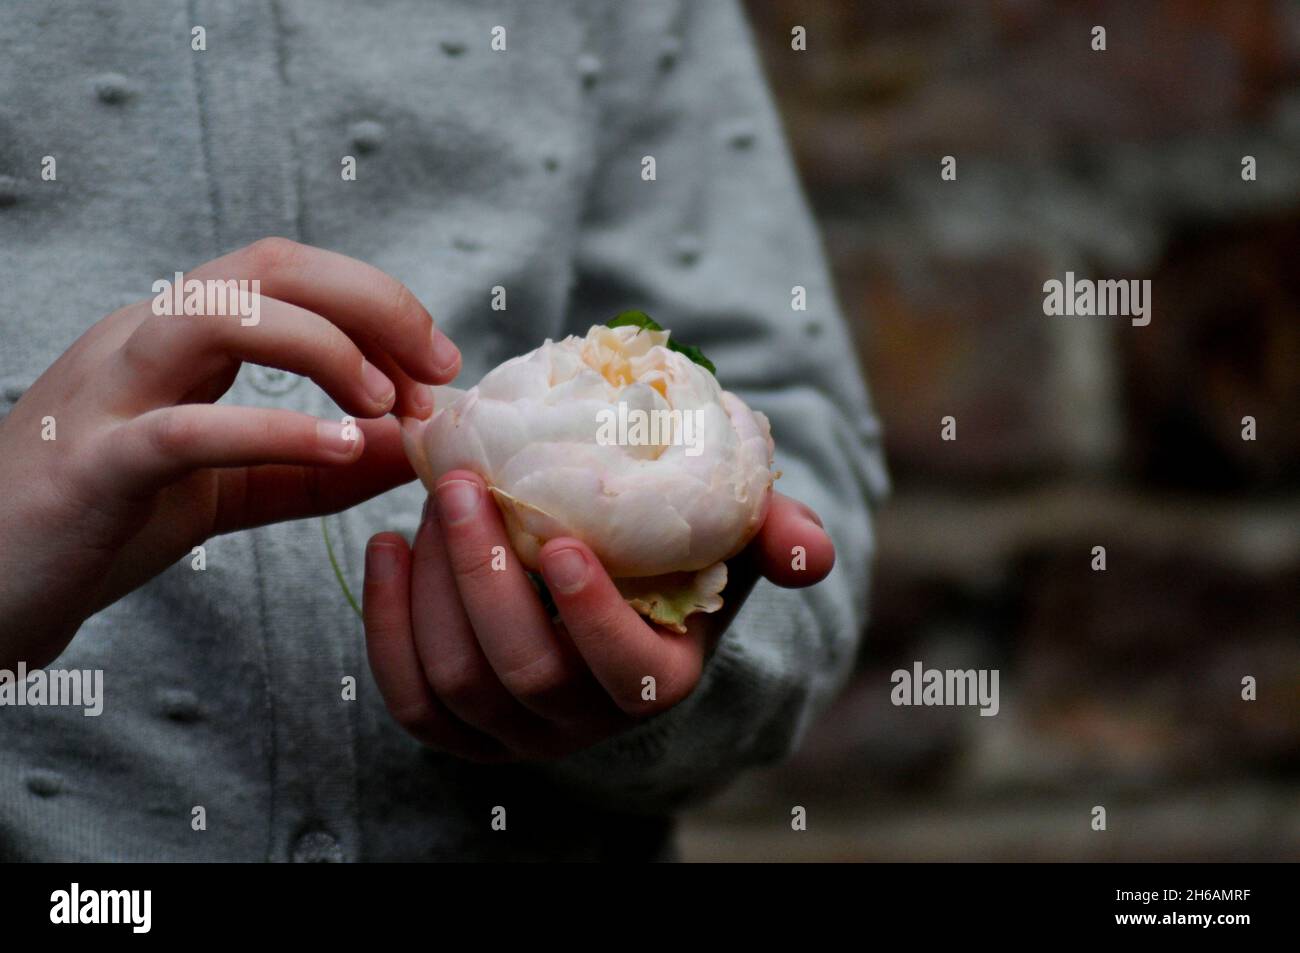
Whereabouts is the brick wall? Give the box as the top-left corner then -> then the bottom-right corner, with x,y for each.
678,0 -> 1300,861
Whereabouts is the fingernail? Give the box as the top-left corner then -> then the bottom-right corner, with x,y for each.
366,541 -> 399,582
317,420 -> 359,457
435,478 -> 480,525
360,359 -> 395,408
544,547 -> 588,595
409,384 -> 434,419
793,500 -> 824,528
431,328 -> 461,378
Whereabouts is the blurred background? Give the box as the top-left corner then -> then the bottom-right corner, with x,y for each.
680,0 -> 1300,861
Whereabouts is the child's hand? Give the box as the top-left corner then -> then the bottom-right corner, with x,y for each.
362,469 -> 834,762
0,239 -> 461,668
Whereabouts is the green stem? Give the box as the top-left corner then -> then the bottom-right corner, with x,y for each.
321,515 -> 363,621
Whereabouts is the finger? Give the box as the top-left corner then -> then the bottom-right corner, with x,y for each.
187,238 -> 461,385
433,470 -> 617,726
112,296 -> 397,418
539,538 -> 706,719
755,493 -> 835,587
362,533 -> 508,762
93,295 -> 431,417
353,344 -> 434,421
211,416 -> 416,533
100,404 -> 366,496
408,500 -> 577,758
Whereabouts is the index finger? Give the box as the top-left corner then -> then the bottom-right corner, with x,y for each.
187,238 -> 461,386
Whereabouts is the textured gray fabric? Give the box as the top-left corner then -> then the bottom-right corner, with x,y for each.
0,0 -> 887,860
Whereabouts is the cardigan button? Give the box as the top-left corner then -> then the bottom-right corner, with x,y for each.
248,365 -> 303,396
658,37 -> 681,71
25,770 -> 64,798
349,120 -> 386,154
576,54 -> 602,89
158,688 -> 203,723
92,73 -> 136,105
0,175 -> 22,207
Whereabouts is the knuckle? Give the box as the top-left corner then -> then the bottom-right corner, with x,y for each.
244,236 -> 302,274
147,410 -> 199,457
61,436 -> 112,501
584,605 -> 629,643
388,697 -> 437,734
386,279 -> 423,327
119,318 -> 179,375
252,411 -> 289,447
409,542 -> 444,579
379,280 -> 430,347
322,329 -> 364,381
447,541 -> 498,584
133,312 -> 173,340
498,653 -> 574,711
429,660 -> 491,711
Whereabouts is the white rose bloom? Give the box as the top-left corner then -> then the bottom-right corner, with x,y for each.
402,324 -> 775,631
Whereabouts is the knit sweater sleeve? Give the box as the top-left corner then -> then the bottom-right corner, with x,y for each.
539,0 -> 889,812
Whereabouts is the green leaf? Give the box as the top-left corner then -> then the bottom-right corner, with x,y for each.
607,310 -> 664,333
605,311 -> 716,377
667,340 -> 716,376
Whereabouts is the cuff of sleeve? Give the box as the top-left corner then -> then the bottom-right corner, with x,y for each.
538,582 -> 821,813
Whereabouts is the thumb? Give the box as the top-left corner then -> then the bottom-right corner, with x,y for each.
754,493 -> 835,587
213,415 -> 416,532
